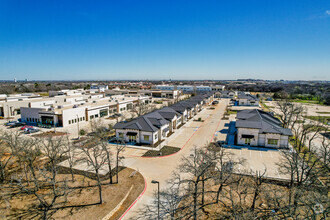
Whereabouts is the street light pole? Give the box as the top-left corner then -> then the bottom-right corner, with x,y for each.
151,180 -> 160,220
76,115 -> 80,140
53,113 -> 56,133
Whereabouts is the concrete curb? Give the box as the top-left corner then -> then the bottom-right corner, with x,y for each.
119,175 -> 147,220
102,185 -> 134,220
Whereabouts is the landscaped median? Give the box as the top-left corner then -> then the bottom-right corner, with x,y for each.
142,145 -> 180,157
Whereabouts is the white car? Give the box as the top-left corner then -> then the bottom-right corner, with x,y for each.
24,127 -> 39,134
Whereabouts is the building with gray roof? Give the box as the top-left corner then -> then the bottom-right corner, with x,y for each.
236,109 -> 292,148
113,92 -> 214,145
236,92 -> 259,106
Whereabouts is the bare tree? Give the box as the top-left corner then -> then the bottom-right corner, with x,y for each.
250,169 -> 267,211
115,140 -> 125,183
9,136 -> 72,219
63,139 -> 76,182
0,130 -> 19,183
78,141 -> 107,204
130,100 -> 157,117
276,99 -> 305,129
99,139 -> 114,185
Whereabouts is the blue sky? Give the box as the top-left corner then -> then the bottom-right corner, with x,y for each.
0,0 -> 329,80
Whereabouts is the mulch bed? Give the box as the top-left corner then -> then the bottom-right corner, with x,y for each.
32,131 -> 68,138
142,146 -> 180,157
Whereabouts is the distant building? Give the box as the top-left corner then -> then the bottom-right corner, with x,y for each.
155,85 -> 175,90
90,85 -> 109,92
105,89 -> 182,100
155,85 -> 224,93
236,109 -> 292,148
236,92 -> 259,106
211,85 -> 225,91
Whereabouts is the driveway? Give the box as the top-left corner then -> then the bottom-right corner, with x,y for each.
121,100 -> 227,219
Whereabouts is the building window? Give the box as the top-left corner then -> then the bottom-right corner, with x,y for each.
100,109 -> 108,117
155,134 -> 158,139
69,120 -> 71,124
95,114 -> 99,118
75,119 -> 77,123
143,135 -> 149,141
119,133 -> 124,138
71,119 -> 74,124
245,138 -> 251,145
267,139 -> 278,145
90,115 -> 94,120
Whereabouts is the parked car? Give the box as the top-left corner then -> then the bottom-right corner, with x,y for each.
21,125 -> 33,130
9,122 -> 26,128
217,140 -> 227,146
5,121 -> 18,126
24,127 -> 39,134
109,113 -> 122,118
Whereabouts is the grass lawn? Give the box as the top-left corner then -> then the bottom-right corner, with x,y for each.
292,99 -> 325,105
316,111 -> 330,114
302,124 -> 327,132
261,102 -> 271,112
304,115 -> 330,125
142,145 -> 180,157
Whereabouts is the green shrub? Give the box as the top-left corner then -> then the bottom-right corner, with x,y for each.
79,129 -> 86,136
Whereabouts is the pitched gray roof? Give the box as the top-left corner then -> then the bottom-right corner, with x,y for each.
236,109 -> 292,136
157,107 -> 181,120
114,93 -> 214,132
237,92 -> 259,101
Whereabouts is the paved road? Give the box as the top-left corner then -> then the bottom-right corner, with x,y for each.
121,100 -> 227,219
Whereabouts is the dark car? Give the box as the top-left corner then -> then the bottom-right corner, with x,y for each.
110,113 -> 122,118
9,122 -> 26,128
217,140 -> 227,146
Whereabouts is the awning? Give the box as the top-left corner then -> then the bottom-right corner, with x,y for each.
127,132 -> 137,136
242,134 -> 254,139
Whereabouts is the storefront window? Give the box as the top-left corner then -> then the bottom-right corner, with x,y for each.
267,139 -> 278,145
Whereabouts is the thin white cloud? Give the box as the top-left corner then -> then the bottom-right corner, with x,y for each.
326,10 -> 330,15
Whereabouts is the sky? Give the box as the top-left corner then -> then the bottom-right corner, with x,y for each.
0,0 -> 329,81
